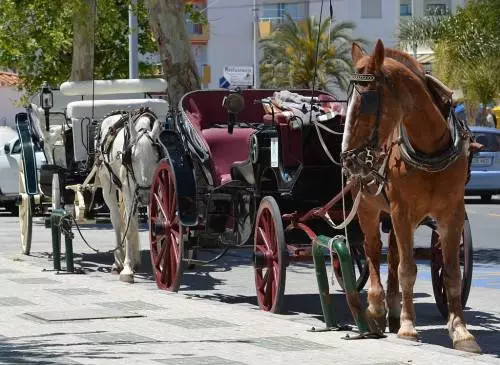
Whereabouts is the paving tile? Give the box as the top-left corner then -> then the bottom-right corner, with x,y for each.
158,317 -> 237,329
76,331 -> 157,344
0,297 -> 36,306
246,336 -> 333,351
45,288 -> 105,296
154,356 -> 247,365
95,300 -> 164,311
8,277 -> 60,285
22,308 -> 143,322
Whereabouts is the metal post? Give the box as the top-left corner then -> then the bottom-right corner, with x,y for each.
312,235 -> 369,334
312,241 -> 336,329
129,0 -> 139,79
50,213 -> 61,271
252,0 -> 260,88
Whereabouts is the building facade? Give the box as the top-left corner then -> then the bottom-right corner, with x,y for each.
183,0 -> 466,89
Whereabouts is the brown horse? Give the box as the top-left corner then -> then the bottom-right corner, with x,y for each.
341,39 -> 481,353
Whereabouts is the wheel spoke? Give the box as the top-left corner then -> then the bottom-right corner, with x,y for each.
154,193 -> 168,220
155,240 -> 168,268
257,227 -> 271,250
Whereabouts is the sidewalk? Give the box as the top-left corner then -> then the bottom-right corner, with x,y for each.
0,216 -> 498,365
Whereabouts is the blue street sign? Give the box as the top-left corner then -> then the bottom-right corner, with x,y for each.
219,76 -> 230,89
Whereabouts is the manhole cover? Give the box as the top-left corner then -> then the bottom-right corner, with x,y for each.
247,336 -> 332,351
9,277 -> 60,285
23,308 -> 143,322
159,317 -> 237,329
155,356 -> 246,365
76,331 -> 156,344
46,288 -> 104,296
95,300 -> 163,311
0,297 -> 36,306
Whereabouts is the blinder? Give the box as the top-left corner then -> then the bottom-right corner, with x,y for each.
359,90 -> 379,116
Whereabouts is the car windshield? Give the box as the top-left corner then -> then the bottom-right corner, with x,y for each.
473,131 -> 500,152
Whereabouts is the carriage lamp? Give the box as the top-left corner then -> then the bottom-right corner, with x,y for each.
40,81 -> 53,131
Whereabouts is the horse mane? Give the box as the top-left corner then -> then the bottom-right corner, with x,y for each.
384,47 -> 452,118
384,48 -> 425,77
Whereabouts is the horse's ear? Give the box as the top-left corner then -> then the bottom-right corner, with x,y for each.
351,42 -> 364,65
372,39 -> 385,70
149,118 -> 162,140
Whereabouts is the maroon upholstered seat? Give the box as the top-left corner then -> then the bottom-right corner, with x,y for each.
201,128 -> 254,184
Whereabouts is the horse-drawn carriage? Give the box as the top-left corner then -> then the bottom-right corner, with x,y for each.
14,47 -> 478,350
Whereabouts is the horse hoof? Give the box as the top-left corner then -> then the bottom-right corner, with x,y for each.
454,339 -> 481,354
367,315 -> 386,335
119,274 -> 134,283
388,316 -> 400,334
111,266 -> 121,275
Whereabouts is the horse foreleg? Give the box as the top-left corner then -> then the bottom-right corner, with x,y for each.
99,172 -> 124,272
438,209 -> 481,353
391,206 -> 418,341
386,229 -> 401,333
357,201 -> 386,334
119,192 -> 139,283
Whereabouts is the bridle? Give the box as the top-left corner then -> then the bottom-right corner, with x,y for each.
121,111 -> 162,205
341,71 -> 390,187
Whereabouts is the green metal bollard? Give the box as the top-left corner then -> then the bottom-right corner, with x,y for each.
311,241 -> 337,329
50,212 -> 61,271
49,209 -> 75,273
313,235 -> 369,334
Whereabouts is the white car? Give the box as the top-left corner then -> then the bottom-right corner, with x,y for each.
0,126 -> 46,215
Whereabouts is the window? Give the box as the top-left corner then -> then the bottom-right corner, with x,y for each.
361,0 -> 382,18
425,3 -> 449,15
400,3 -> 412,16
261,2 -> 306,25
473,132 -> 500,152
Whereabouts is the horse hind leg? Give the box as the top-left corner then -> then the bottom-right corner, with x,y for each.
386,229 -> 401,333
358,204 -> 387,334
438,212 -> 481,353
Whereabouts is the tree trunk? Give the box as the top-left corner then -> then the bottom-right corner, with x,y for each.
145,0 -> 200,107
71,0 -> 95,81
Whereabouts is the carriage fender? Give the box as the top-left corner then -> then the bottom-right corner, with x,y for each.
157,130 -> 198,226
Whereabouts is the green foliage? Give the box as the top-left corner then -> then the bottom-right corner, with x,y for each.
397,0 -> 500,105
433,0 -> 500,105
259,14 -> 366,92
0,0 -> 196,94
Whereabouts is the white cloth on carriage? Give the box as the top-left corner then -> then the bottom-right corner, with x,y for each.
262,90 -> 344,130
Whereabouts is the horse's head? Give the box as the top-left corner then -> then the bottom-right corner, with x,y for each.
341,39 -> 403,177
128,114 -> 162,204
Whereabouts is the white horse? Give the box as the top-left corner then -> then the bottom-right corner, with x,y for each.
97,109 -> 162,283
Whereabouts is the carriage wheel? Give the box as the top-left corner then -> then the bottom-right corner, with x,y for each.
18,161 -> 33,255
332,241 -> 369,292
149,160 -> 184,292
431,213 -> 473,319
253,196 -> 287,313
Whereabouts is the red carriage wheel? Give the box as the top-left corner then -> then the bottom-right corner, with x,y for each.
332,241 -> 369,292
431,213 -> 473,319
149,160 -> 184,292
253,196 -> 287,313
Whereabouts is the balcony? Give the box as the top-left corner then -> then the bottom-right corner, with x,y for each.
186,21 -> 209,44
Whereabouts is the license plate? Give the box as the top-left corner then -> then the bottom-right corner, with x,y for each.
472,157 -> 491,166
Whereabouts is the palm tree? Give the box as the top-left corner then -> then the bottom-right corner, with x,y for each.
259,14 -> 366,92
396,14 -> 445,57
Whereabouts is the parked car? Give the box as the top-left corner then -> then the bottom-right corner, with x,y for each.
0,126 -> 46,215
466,126 -> 500,201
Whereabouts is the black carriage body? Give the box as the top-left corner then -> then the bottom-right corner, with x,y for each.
166,89 -> 349,246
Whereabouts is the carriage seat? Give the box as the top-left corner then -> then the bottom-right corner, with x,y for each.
201,128 -> 254,185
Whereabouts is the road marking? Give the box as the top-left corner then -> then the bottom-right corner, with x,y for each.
488,213 -> 500,218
